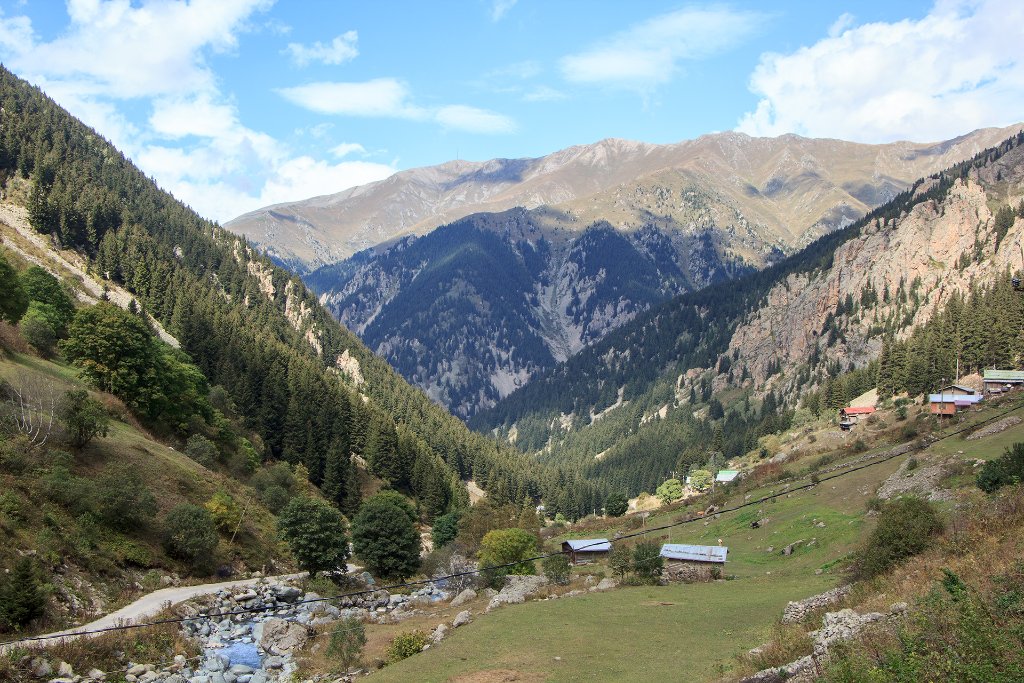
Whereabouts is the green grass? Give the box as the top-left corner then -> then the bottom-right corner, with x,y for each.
371,575 -> 828,682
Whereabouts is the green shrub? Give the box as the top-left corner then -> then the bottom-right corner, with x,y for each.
204,490 -> 242,533
162,503 -> 218,570
386,630 -> 429,663
542,552 -> 571,586
327,616 -> 367,670
906,456 -> 919,471
96,465 -> 157,532
478,528 -> 537,587
609,545 -> 632,579
977,443 -> 1024,493
632,541 -> 664,583
60,389 -> 109,448
43,464 -> 98,516
259,484 -> 290,514
857,497 -> 943,578
184,434 -> 219,468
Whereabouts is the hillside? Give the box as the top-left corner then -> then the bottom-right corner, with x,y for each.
0,65 -> 607,523
226,128 -> 1020,271
472,132 -> 1024,496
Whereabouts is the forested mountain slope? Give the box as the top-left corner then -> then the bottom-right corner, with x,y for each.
306,208 -> 748,418
227,128 -> 1020,270
0,66 -> 600,519
472,132 -> 1024,495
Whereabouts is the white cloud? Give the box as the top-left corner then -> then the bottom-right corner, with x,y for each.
523,85 -> 567,102
737,0 -> 1024,142
277,78 -> 427,118
279,79 -> 517,134
560,6 -> 764,91
285,30 -> 358,66
0,1 -> 395,223
330,142 -> 368,158
491,0 -> 517,22
435,105 -> 517,134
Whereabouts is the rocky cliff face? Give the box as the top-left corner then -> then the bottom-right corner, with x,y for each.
306,209 -> 746,417
722,144 -> 1024,400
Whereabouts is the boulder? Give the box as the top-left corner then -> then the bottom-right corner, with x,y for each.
487,575 -> 547,611
259,617 -> 309,655
595,578 -> 617,591
452,610 -> 472,628
449,588 -> 477,607
431,623 -> 448,643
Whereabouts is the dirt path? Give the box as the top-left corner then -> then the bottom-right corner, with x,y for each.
0,573 -> 306,652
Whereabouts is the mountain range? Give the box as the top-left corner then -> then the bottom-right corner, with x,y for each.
238,126 -> 1021,417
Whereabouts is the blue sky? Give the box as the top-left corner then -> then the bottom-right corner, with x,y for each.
0,0 -> 1021,223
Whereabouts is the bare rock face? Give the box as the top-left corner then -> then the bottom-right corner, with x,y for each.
725,168 -> 1024,402
259,618 -> 309,655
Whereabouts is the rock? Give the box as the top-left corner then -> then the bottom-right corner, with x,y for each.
889,602 -> 908,614
139,672 -> 159,683
595,578 -> 618,591
248,673 -> 267,683
449,588 -> 477,607
56,662 -> 73,678
165,676 -> 185,683
809,608 -> 887,658
452,610 -> 472,628
766,546 -> 774,553
487,575 -> 547,611
188,677 -> 211,683
228,665 -> 254,676
273,585 -> 302,602
482,588 -> 498,599
31,658 -> 52,679
815,521 -> 826,528
204,655 -> 228,673
259,617 -> 309,655
86,670 -> 106,681
263,656 -> 283,670
782,540 -> 805,556
431,623 -> 448,643
209,673 -> 226,683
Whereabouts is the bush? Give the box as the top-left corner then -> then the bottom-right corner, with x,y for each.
604,492 -> 628,517
542,552 -> 571,586
327,616 -> 366,670
632,541 -> 664,583
19,303 -> 58,355
43,463 -> 98,516
352,491 -> 420,581
185,434 -> 219,467
163,503 -> 218,570
204,490 -> 242,533
387,630 -> 429,663
60,389 -> 109,448
478,528 -> 537,587
431,509 -> 462,549
977,442 -> 1024,493
278,496 -> 350,576
96,465 -> 157,532
857,497 -> 943,578
609,545 -> 632,579
906,456 -> 919,471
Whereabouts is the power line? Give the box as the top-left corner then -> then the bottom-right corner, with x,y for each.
3,400 -> 1018,649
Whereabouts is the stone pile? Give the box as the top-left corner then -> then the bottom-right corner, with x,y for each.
486,575 -> 548,611
781,585 -> 851,624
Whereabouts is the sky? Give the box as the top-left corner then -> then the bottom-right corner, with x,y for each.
0,0 -> 1022,224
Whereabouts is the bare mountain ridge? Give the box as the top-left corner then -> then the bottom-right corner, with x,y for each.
226,125 -> 1023,270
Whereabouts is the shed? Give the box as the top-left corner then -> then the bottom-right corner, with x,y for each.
659,543 -> 728,565
715,470 -> 740,483
839,406 -> 876,419
561,539 -> 611,565
983,370 -> 1024,393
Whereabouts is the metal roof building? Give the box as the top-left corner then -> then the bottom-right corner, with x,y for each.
660,544 -> 728,564
716,470 -> 740,483
561,538 -> 611,565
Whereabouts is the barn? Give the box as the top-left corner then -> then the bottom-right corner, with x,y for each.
561,539 -> 611,565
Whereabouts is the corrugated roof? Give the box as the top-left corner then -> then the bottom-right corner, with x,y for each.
984,370 -> 1024,381
660,544 -> 728,563
563,539 -> 611,552
841,406 -> 876,415
716,470 -> 740,482
939,384 -> 978,394
929,393 -> 983,404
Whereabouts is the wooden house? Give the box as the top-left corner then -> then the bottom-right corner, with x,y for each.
561,539 -> 611,565
839,405 -> 875,430
983,370 -> 1024,394
929,384 -> 982,416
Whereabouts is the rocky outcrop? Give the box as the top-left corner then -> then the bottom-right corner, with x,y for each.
966,415 -> 1022,440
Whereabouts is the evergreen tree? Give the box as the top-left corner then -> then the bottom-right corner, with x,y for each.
351,491 -> 420,581
0,558 -> 46,630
